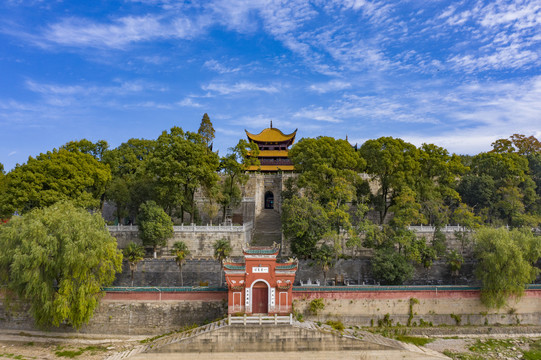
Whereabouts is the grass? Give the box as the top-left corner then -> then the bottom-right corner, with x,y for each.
395,335 -> 434,346
55,346 -> 108,358
0,355 -> 35,360
468,338 -> 515,353
523,339 -> 541,360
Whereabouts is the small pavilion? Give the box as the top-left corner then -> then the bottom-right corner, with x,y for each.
224,245 -> 298,315
245,122 -> 297,172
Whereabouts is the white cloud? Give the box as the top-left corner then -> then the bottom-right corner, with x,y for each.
41,14 -> 206,49
178,97 -> 203,108
202,81 -> 279,95
203,59 -> 241,74
308,80 -> 351,93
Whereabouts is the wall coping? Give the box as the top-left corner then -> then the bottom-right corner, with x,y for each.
103,286 -> 227,292
293,284 -> 541,292
101,284 -> 541,293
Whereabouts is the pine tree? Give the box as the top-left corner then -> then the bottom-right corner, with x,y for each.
198,113 -> 215,149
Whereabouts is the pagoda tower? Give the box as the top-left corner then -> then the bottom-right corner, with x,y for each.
245,122 -> 297,172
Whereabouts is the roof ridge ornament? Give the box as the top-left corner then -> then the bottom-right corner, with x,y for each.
270,120 -> 273,128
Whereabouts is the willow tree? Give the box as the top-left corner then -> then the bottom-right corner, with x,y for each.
0,202 -> 122,329
474,227 -> 540,309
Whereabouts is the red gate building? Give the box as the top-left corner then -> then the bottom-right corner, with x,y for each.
224,246 -> 298,315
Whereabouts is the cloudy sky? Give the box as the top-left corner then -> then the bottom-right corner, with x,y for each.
1,0 -> 540,170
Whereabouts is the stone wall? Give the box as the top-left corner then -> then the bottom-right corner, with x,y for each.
0,292 -> 227,336
292,289 -> 541,326
113,259 -> 224,287
112,257 -> 478,288
110,225 -> 250,257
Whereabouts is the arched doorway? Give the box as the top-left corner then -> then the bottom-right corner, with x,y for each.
264,191 -> 274,209
252,281 -> 269,314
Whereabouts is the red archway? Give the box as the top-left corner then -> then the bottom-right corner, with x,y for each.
224,246 -> 298,315
252,282 -> 268,314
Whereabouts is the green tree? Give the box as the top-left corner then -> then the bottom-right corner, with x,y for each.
0,202 -> 122,329
219,139 -> 259,222
213,238 -> 232,286
491,134 -> 541,156
138,201 -> 173,258
371,247 -> 414,285
314,244 -> 336,286
0,149 -> 111,216
198,113 -> 215,149
468,152 -> 538,226
61,139 -> 109,161
146,127 -> 219,222
103,138 -> 156,223
171,241 -> 191,286
417,143 -> 465,226
446,250 -> 464,282
123,242 -> 145,286
474,227 -> 541,309
289,136 -> 365,207
360,137 -> 420,224
281,196 -> 330,259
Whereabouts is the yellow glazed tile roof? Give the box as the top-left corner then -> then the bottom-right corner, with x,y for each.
247,165 -> 295,171
245,127 -> 297,143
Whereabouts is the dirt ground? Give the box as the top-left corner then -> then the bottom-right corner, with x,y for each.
0,328 -> 540,360
0,330 -> 146,360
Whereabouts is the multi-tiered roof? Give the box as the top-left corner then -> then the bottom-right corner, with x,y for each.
245,122 -> 297,172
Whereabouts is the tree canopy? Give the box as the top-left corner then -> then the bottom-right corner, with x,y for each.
0,202 -> 122,329
138,200 -> 173,257
0,149 -> 111,217
474,227 -> 541,309
360,136 -> 420,224
146,126 -> 220,222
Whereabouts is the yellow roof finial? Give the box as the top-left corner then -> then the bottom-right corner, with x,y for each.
270,120 -> 273,128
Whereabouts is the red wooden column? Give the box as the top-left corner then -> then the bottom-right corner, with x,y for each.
224,246 -> 297,315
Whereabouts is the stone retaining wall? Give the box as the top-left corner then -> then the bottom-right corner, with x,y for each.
293,288 -> 541,327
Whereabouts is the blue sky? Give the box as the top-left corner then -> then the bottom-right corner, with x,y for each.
1,0 -> 540,171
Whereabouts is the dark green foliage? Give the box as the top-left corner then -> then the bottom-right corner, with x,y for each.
360,137 -> 419,224
138,201 -> 173,257
213,238 -> 232,286
314,244 -> 336,285
146,127 -> 219,222
219,139 -> 259,222
0,149 -> 111,216
197,113 -> 215,148
395,336 -> 434,346
61,139 -> 109,161
432,229 -> 447,257
281,196 -> 329,258
103,138 -> 156,224
123,242 -> 145,285
172,241 -> 190,286
371,247 -> 414,285
309,298 -> 325,315
474,227 -> 541,308
325,320 -> 345,331
0,202 -> 122,329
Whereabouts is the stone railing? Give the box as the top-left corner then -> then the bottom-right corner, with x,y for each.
228,314 -> 293,325
108,221 -> 253,233
408,225 -> 468,233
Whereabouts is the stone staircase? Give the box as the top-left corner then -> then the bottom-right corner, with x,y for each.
105,319 -> 229,360
252,209 -> 282,246
105,318 -> 448,359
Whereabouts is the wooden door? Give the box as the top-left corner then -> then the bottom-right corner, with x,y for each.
252,282 -> 268,314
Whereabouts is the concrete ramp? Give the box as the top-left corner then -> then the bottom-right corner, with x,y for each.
108,319 -> 449,360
